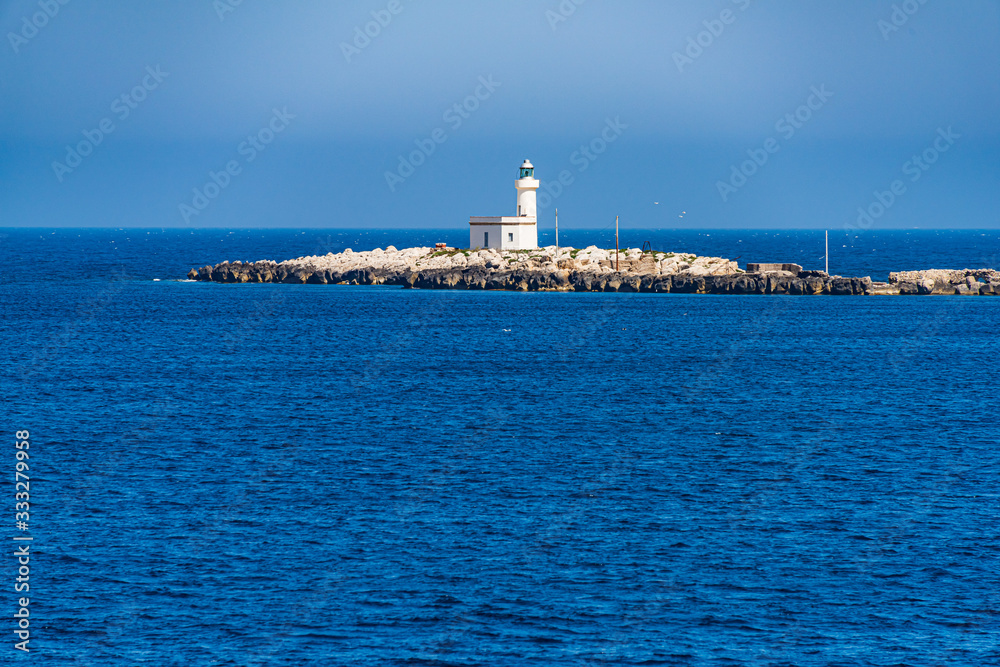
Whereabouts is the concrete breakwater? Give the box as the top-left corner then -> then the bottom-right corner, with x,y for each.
187,246 -> 1000,296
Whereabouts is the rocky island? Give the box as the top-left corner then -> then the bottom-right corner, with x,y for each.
187,246 -> 1000,296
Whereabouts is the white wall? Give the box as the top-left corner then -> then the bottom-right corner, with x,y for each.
502,224 -> 537,251
516,178 -> 539,218
470,224 -> 502,250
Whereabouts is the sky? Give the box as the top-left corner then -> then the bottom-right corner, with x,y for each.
1,0 -> 998,230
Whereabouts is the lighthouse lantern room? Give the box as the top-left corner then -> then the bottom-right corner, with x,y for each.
469,159 -> 539,251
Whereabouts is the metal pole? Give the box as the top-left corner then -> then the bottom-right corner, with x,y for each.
555,208 -> 559,252
615,215 -> 619,272
825,230 -> 829,274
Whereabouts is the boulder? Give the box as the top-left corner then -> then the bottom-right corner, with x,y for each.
728,274 -> 764,295
788,278 -> 807,296
803,277 -> 827,295
210,262 -> 229,282
672,274 -> 704,294
768,276 -> 792,294
702,275 -> 731,294
647,276 -> 672,293
830,278 -> 854,296
306,270 -> 327,285
624,276 -> 643,292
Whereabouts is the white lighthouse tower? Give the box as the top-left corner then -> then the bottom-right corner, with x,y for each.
469,159 -> 539,251
515,159 -> 539,219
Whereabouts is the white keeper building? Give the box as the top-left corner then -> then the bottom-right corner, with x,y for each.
469,159 -> 539,251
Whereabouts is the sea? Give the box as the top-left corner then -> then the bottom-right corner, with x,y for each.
2,228 -> 999,666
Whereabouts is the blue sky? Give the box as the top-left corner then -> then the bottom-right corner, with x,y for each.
1,0 -> 998,229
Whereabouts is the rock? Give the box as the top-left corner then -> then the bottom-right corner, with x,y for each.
728,275 -> 765,295
571,272 -> 593,292
189,245 -> 982,297
803,277 -> 827,295
869,281 -> 898,295
651,276 -> 673,293
705,275 -> 733,294
620,276 -> 642,293
768,276 -> 792,294
788,278 -> 807,296
889,269 -> 1000,295
852,277 -> 873,295
672,274 -> 704,294
830,278 -> 854,296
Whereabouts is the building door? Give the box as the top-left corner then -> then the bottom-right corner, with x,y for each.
484,232 -> 489,247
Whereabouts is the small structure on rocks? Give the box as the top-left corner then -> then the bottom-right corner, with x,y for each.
747,263 -> 802,276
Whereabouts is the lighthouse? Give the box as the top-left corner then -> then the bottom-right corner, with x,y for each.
515,159 -> 539,219
469,159 -> 540,251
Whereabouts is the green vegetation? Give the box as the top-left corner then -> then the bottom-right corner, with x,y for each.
430,249 -> 465,258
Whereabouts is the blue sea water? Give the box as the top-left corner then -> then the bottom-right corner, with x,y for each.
2,228 -> 999,666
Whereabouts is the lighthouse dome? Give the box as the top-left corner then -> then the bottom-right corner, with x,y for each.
518,159 -> 534,179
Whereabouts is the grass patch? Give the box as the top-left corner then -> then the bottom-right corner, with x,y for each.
430,249 -> 466,258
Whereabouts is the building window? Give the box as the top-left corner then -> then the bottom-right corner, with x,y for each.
484,232 -> 489,247
508,233 -> 514,242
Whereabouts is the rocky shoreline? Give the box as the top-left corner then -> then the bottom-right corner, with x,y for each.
187,246 -> 1000,296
